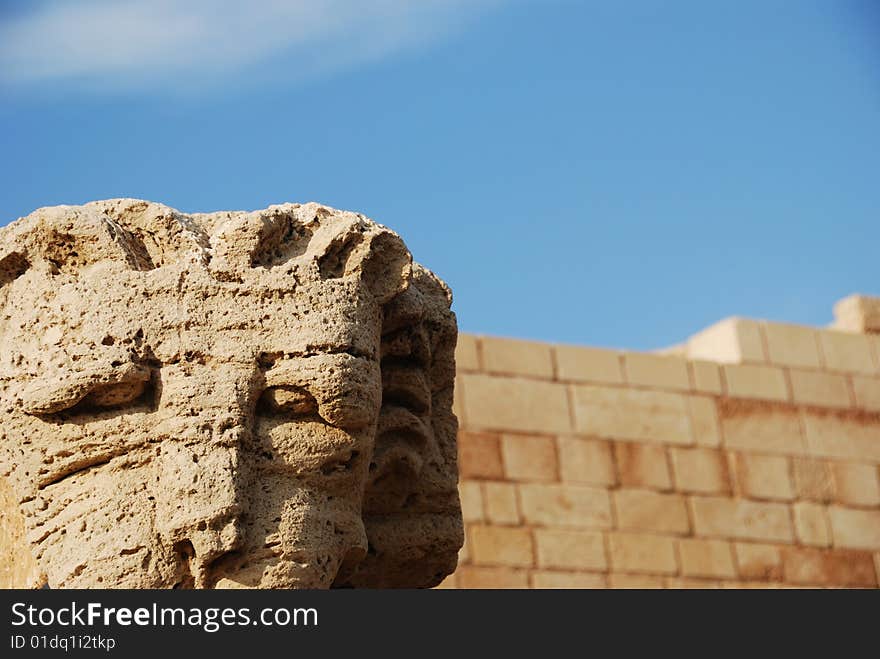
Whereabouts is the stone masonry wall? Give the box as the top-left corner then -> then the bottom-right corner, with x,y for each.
440,297 -> 880,588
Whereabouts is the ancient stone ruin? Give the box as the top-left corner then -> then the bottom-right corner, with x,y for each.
445,301 -> 880,589
0,199 -> 463,589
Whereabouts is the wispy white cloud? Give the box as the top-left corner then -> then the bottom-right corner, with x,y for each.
0,0 -> 503,91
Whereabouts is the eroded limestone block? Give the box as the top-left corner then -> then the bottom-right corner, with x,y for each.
0,199 -> 462,588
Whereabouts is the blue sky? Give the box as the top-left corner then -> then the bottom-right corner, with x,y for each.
1,0 -> 878,350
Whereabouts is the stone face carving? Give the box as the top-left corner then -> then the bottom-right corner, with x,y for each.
0,199 -> 462,589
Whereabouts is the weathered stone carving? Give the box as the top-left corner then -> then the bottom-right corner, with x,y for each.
0,199 -> 462,588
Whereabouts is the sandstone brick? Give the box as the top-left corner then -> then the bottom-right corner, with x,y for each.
782,548 -> 877,587
686,317 -> 766,364
792,458 -> 835,502
793,502 -> 831,547
457,566 -> 529,589
570,384 -> 691,445
733,453 -> 794,501
852,376 -> 880,412
460,373 -> 571,434
615,442 -> 672,490
720,581 -> 788,589
531,570 -> 606,589
554,344 -> 623,384
500,434 -> 557,482
788,369 -> 851,409
458,481 -> 484,522
469,525 -> 534,567
481,336 -> 554,379
608,573 -> 665,589
722,364 -> 789,402
670,448 -> 729,494
434,574 -> 457,589
689,396 -> 721,447
690,496 -> 793,543
533,529 -> 607,571
831,462 -> 880,507
690,360 -> 723,395
828,507 -> 880,550
614,489 -> 690,535
557,436 -> 616,486
455,333 -> 481,372
608,532 -> 678,575
623,352 -> 690,391
762,322 -> 822,369
719,401 -> 805,455
819,330 -> 876,375
802,410 -> 880,462
678,538 -> 736,579
518,483 -> 612,529
734,542 -> 783,581
483,482 -> 520,525
665,577 -> 721,589
458,431 -> 504,479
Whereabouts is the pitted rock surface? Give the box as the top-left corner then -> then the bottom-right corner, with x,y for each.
0,199 -> 462,589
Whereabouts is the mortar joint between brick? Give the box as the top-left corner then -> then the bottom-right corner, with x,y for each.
685,398 -> 697,446
718,366 -> 731,401
661,445 -> 674,493
526,570 -> 537,588
786,499 -> 799,547
527,526 -> 538,574
618,352 -> 629,385
814,330 -> 828,370
474,335 -> 485,372
607,439 -> 623,492
478,482 -> 490,523
600,530 -> 612,574
608,487 -> 620,530
785,456 -> 797,511
757,322 -> 771,363
672,536 -> 682,577
844,374 -> 858,409
685,495 -> 698,537
564,383 -> 577,436
726,451 -> 742,498
550,434 -> 561,483
870,337 -> 880,372
682,489 -> 696,538
782,367 -> 794,405
513,482 -> 527,529
730,541 -> 744,580
793,404 -> 810,462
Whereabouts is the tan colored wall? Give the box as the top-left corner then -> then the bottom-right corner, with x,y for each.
441,298 -> 880,588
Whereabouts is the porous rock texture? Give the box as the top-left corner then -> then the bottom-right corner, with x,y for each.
0,199 -> 462,589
